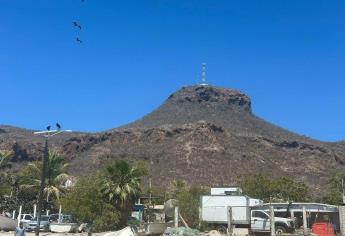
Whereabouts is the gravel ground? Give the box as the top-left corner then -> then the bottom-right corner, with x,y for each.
1,232 -> 105,236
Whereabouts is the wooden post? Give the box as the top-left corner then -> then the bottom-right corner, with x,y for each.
17,205 -> 22,227
302,206 -> 307,235
227,206 -> 233,236
270,205 -> 275,236
174,206 -> 179,228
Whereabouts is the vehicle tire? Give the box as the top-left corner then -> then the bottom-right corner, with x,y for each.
216,225 -> 227,235
275,226 -> 286,235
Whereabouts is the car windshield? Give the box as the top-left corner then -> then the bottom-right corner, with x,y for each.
32,216 -> 50,221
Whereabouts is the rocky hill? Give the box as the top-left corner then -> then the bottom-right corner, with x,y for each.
1,85 -> 345,193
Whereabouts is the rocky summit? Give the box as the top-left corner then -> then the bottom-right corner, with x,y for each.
1,85 -> 345,194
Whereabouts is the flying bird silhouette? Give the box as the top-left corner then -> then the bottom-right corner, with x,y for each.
73,21 -> 82,30
46,125 -> 51,131
76,37 -> 82,43
56,123 -> 61,130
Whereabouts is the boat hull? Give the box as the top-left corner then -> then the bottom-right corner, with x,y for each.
0,215 -> 17,231
50,223 -> 79,233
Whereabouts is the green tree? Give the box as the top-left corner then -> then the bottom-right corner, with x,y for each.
21,152 -> 69,204
0,150 -> 12,169
163,180 -> 209,228
61,175 -> 120,233
274,177 -> 310,202
0,150 -> 13,183
321,172 -> 345,205
0,151 -> 37,213
175,185 -> 208,228
240,174 -> 274,201
0,151 -> 17,200
241,174 -> 310,202
100,160 -> 147,226
166,180 -> 188,199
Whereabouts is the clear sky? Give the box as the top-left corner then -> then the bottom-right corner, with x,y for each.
1,0 -> 344,142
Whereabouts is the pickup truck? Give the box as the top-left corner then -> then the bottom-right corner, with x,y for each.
251,210 -> 295,234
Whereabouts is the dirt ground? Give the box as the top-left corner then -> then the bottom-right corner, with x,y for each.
1,232 -> 106,236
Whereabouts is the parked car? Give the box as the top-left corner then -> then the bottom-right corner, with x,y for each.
19,214 -> 33,226
18,214 -> 33,228
26,215 -> 51,232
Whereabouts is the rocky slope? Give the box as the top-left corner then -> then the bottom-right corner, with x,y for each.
1,85 -> 345,193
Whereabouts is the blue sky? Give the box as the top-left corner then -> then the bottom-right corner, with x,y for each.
0,0 -> 344,141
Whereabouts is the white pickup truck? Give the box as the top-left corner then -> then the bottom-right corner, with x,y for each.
251,210 -> 295,234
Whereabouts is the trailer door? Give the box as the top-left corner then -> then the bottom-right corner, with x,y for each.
251,210 -> 270,232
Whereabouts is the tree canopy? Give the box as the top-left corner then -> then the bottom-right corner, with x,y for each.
20,151 -> 69,204
240,174 -> 310,202
61,174 -> 120,232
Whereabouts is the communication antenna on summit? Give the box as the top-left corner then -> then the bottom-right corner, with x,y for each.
200,63 -> 208,86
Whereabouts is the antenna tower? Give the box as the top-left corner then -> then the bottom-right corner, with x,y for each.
200,63 -> 208,86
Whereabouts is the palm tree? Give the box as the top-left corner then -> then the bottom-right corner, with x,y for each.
100,160 -> 146,226
0,150 -> 13,170
22,152 -> 69,204
0,150 -> 13,183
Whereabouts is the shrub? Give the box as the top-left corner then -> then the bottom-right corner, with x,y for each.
61,174 -> 120,232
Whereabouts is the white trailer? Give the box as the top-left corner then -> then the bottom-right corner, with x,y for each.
200,195 -> 263,225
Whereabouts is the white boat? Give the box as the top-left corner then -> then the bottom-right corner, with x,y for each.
0,215 -> 17,231
103,226 -> 135,236
49,222 -> 79,233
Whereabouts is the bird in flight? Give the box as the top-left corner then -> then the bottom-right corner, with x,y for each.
73,21 -> 82,30
76,37 -> 82,43
46,125 -> 51,131
56,123 -> 61,130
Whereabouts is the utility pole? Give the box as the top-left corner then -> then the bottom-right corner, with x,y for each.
34,124 -> 72,236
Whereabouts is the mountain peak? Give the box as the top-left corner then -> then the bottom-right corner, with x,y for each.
167,85 -> 251,112
123,85 -> 259,132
